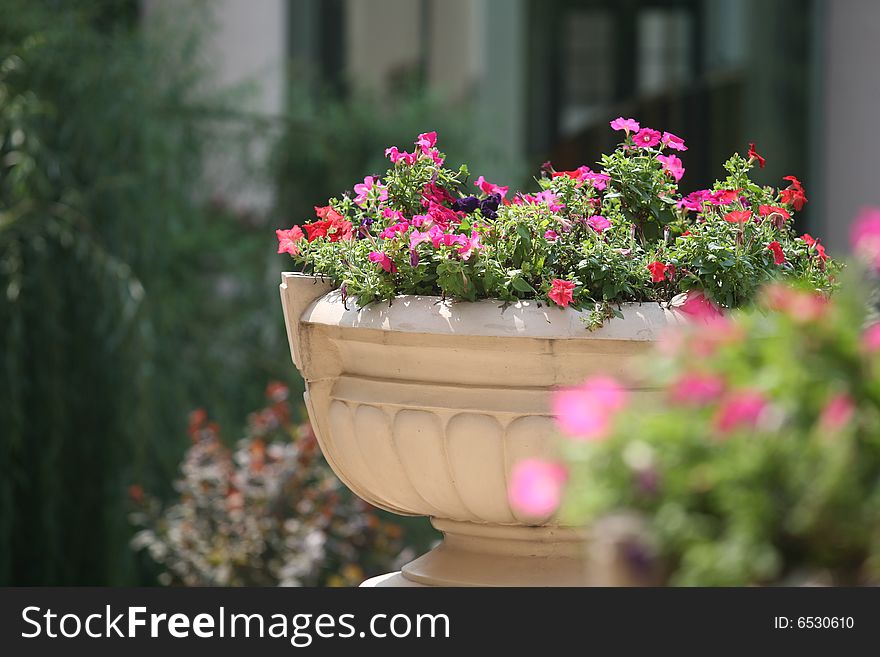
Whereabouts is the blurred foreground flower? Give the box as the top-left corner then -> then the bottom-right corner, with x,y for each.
555,246 -> 880,585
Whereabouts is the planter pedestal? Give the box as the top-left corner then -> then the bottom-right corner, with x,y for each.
280,272 -> 683,587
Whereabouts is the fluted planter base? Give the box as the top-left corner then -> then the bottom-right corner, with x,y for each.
280,273 -> 683,588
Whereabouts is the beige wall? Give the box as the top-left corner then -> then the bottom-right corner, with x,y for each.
820,0 -> 880,252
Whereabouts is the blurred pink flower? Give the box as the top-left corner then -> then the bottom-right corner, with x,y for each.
475,175 -> 509,198
656,154 -> 685,181
714,390 -> 768,435
819,394 -> 855,431
610,117 -> 640,133
761,284 -> 827,323
669,373 -> 725,406
674,290 -> 723,323
544,229 -> 559,242
552,376 -> 628,440
850,207 -> 880,271
508,459 -> 568,517
862,323 -> 880,353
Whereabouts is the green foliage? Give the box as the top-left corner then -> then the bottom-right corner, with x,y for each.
563,271 -> 880,585
279,130 -> 837,324
0,0 -> 285,584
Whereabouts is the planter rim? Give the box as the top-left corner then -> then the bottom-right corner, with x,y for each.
283,271 -> 687,342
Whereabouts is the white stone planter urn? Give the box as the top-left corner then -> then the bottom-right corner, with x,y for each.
280,272 -> 684,586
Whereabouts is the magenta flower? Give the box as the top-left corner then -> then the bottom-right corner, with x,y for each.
552,376 -> 628,440
544,229 -> 559,242
656,154 -> 685,182
584,171 -> 610,190
457,231 -> 483,260
385,146 -> 417,166
714,390 -> 768,435
379,220 -> 409,239
474,175 -> 509,198
587,215 -> 611,233
862,323 -> 880,353
368,250 -> 396,273
819,394 -> 855,431
409,229 -> 431,250
416,131 -> 437,152
633,128 -> 662,148
427,225 -> 466,249
353,176 -> 388,207
661,131 -> 687,151
850,207 -> 880,271
669,373 -> 725,406
610,117 -> 640,134
508,459 -> 568,517
675,289 -> 724,323
427,202 -> 459,228
677,190 -> 710,212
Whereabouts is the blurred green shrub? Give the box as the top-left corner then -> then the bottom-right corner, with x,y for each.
0,0 -> 283,584
130,382 -> 405,587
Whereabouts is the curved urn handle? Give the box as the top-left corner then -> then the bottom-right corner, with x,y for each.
279,272 -> 334,372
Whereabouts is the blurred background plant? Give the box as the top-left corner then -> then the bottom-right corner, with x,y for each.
561,258 -> 880,586
130,382 -> 405,587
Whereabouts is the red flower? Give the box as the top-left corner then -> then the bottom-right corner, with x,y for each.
276,225 -> 305,255
747,143 -> 765,168
304,207 -> 353,243
548,279 -> 576,307
758,205 -> 790,221
724,210 -> 752,224
802,233 -> 828,263
711,189 -> 741,206
780,175 -> 808,211
647,261 -> 670,282
767,241 -> 786,265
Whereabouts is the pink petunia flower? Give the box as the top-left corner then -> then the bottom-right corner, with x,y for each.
354,176 -> 388,207
548,279 -> 576,308
368,250 -> 397,273
819,394 -> 855,431
385,146 -> 417,166
677,190 -> 711,212
416,131 -> 437,153
544,229 -> 559,242
662,131 -> 688,151
669,373 -> 725,406
633,128 -> 662,148
675,289 -> 724,323
767,241 -> 786,265
552,376 -> 628,440
584,171 -> 611,190
508,459 -> 568,517
861,323 -> 880,353
850,206 -> 880,271
656,154 -> 685,181
610,117 -> 640,134
587,215 -> 611,233
276,226 -> 305,255
379,220 -> 409,239
714,390 -> 768,435
457,231 -> 484,260
475,175 -> 509,198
